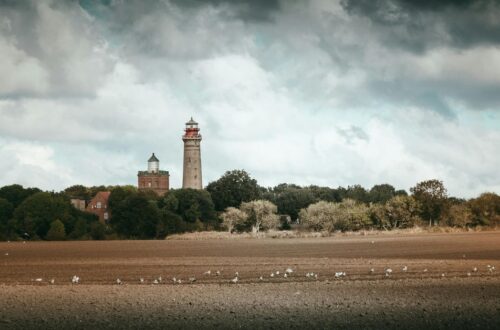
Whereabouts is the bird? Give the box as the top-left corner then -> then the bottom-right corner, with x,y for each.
177,279 -> 182,284
235,271 -> 239,277
441,273 -> 445,277
158,276 -> 162,282
385,268 -> 393,274
4,253 -> 8,256
140,278 -> 145,284
172,277 -> 177,283
71,275 -> 79,284
369,268 -> 375,274
284,273 -> 288,278
153,279 -> 159,284
467,272 -> 471,277
216,270 -> 221,276
314,274 -> 318,280
35,278 -> 43,282
423,269 -> 428,273
270,273 -> 274,278
473,267 -> 478,272
335,272 -> 346,278
285,268 -> 293,274
230,276 -> 238,284
203,270 -> 211,276
189,277 -> 196,283
276,271 -> 280,275
402,266 -> 408,272
259,276 -> 263,281
50,279 -> 55,284
116,278 -> 122,285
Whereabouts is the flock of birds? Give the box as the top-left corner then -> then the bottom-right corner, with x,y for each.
23,264 -> 496,285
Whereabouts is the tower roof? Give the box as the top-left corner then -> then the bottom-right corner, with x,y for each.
148,153 -> 159,162
186,117 -> 198,125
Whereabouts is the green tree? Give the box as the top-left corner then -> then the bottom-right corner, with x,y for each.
0,184 -> 41,209
369,184 -> 396,204
345,185 -> 370,204
270,187 -> 316,221
13,192 -> 75,239
206,170 -> 261,211
168,189 -> 217,224
46,219 -> 66,241
110,194 -> 161,238
63,185 -> 91,201
240,200 -> 280,233
90,222 -> 106,240
371,195 -> 421,229
0,198 -> 14,240
156,209 -> 185,238
468,192 -> 500,226
410,179 -> 448,226
108,186 -> 138,209
68,218 -> 88,239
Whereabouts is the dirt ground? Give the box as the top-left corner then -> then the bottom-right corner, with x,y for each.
0,231 -> 499,329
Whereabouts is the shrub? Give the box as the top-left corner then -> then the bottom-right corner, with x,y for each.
46,219 -> 66,241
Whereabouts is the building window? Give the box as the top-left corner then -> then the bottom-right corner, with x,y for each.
148,182 -> 152,187
104,212 -> 109,220
97,202 -> 102,209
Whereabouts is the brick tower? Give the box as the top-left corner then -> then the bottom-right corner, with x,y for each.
138,153 -> 169,195
182,117 -> 203,189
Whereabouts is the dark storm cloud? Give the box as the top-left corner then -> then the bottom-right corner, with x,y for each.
340,0 -> 500,51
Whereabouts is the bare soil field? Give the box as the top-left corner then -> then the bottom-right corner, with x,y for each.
0,231 -> 499,329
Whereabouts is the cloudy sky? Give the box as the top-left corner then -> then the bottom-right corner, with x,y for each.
0,0 -> 499,197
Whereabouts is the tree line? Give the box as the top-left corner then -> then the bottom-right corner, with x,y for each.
0,170 -> 499,240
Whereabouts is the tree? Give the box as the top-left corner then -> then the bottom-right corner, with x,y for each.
63,185 -> 91,201
271,187 -> 316,221
0,184 -> 41,209
0,198 -> 14,240
299,199 -> 370,232
444,204 -> 473,228
46,220 -> 66,241
156,209 -> 184,238
468,192 -> 500,226
240,200 -> 280,233
206,170 -> 261,211
168,189 -> 217,224
410,180 -> 448,226
13,192 -> 75,239
369,184 -> 396,204
220,207 -> 247,233
371,195 -> 421,229
345,185 -> 370,204
110,194 -> 161,238
108,186 -> 138,209
90,222 -> 106,240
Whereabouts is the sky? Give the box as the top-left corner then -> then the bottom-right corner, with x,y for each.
0,0 -> 499,198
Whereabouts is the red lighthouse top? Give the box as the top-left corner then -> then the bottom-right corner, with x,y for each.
183,117 -> 202,139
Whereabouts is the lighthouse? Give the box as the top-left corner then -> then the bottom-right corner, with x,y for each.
182,117 -> 203,189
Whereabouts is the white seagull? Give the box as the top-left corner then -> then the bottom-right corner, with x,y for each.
71,275 -> 80,284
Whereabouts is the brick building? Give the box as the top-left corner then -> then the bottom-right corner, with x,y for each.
86,191 -> 111,224
138,153 -> 169,196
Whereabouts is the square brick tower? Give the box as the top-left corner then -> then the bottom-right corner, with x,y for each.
138,153 -> 169,195
182,117 -> 203,189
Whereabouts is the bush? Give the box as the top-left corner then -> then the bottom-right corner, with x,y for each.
299,199 -> 370,232
46,219 -> 66,241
